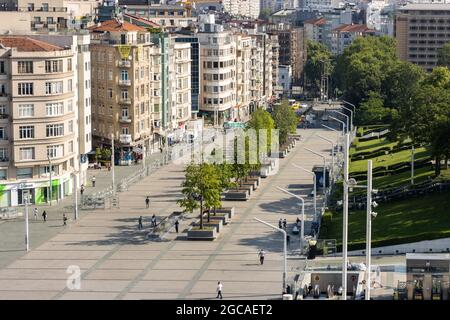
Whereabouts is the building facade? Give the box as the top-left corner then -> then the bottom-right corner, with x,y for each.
395,3 -> 450,72
331,23 -> 376,55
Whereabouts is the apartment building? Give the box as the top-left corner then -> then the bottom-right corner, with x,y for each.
395,3 -> 450,72
89,19 -> 157,164
0,36 -> 82,206
235,34 -> 252,121
222,0 -> 261,19
304,18 -> 327,43
198,15 -> 237,125
331,24 -> 376,55
17,0 -> 101,31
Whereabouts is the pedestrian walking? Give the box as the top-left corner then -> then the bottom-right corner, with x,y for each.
33,207 -> 38,220
63,213 -> 68,226
138,216 -> 143,230
151,214 -> 156,227
80,184 -> 85,196
216,281 -> 223,299
278,218 -> 282,229
283,219 -> 287,230
42,210 -> 47,222
92,176 -> 96,187
286,234 -> 290,247
174,219 -> 179,233
296,217 -> 300,226
145,196 -> 150,209
258,249 -> 265,265
308,284 -> 312,295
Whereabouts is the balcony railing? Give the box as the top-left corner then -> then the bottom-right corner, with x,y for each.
119,79 -> 131,86
19,6 -> 67,12
0,114 -> 8,120
119,98 -> 131,105
119,60 -> 131,68
0,157 -> 9,162
120,116 -> 132,123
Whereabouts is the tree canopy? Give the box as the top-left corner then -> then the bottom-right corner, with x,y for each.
271,100 -> 298,146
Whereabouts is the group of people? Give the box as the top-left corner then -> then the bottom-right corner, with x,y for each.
32,207 -> 67,226
138,214 -> 158,230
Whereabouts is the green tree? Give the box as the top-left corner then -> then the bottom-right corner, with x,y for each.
357,92 -> 397,125
259,8 -> 271,20
177,163 -> 222,228
437,43 -> 450,69
271,100 -> 298,146
305,40 -> 333,96
247,108 -> 275,159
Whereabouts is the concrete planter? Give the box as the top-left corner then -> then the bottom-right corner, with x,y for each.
236,185 -> 253,196
214,207 -> 235,219
187,227 -> 217,240
204,212 -> 229,225
242,180 -> 257,191
260,165 -> 271,178
246,176 -> 261,187
223,190 -> 249,201
194,220 -> 223,232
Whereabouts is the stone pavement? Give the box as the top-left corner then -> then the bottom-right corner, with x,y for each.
0,127 -> 340,300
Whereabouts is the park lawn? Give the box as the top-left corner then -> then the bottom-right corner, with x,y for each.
320,191 -> 450,251
349,147 -> 430,173
350,137 -> 400,156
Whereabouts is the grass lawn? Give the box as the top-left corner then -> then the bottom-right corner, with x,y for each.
350,137 -> 399,155
320,191 -> 450,251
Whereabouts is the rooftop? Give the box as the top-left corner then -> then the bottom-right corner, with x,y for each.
332,23 -> 376,33
399,3 -> 450,11
0,36 -> 63,52
123,13 -> 161,28
304,18 -> 327,26
88,19 -> 147,32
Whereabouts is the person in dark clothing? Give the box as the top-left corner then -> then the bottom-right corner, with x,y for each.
283,219 -> 287,230
42,210 -> 47,222
308,284 -> 313,295
278,218 -> 283,229
286,234 -> 290,247
80,185 -> 85,196
138,216 -> 143,230
174,220 -> 179,233
258,249 -> 265,265
63,213 -> 68,226
145,197 -> 150,209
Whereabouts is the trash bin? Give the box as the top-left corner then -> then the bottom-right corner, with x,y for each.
282,294 -> 293,300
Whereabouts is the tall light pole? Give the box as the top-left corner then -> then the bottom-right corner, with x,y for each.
332,110 -> 349,135
322,124 -> 342,157
411,145 -> 415,185
329,116 -> 346,135
111,133 -> 115,195
73,172 -> 78,221
342,133 -> 350,300
304,147 -> 328,213
341,105 -> 354,132
24,189 -> 30,252
276,187 -> 305,255
47,155 -> 52,206
342,100 -> 356,113
317,134 -> 335,184
293,164 -> 316,219
254,217 -> 287,294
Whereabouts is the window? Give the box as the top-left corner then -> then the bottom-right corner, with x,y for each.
18,83 -> 33,95
46,102 -> 64,116
0,61 -> 4,74
0,127 -> 5,139
17,167 -> 32,180
45,60 -> 63,73
121,70 -> 128,80
45,81 -> 63,94
69,140 -> 74,153
19,126 -> 34,139
121,127 -> 129,135
67,79 -> 72,91
121,90 -> 128,99
47,145 -> 64,158
108,88 -> 113,99
18,104 -> 34,117
67,100 -> 73,112
19,148 -> 34,161
108,70 -> 113,81
0,169 -> 6,180
46,124 -> 64,137
18,61 -> 33,74
67,58 -> 72,72
68,120 -> 73,133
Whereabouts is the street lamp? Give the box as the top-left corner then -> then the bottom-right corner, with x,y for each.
341,105 -> 354,133
346,160 -> 378,300
341,133 -> 350,300
329,116 -> 346,135
23,189 -> 30,252
292,164 -> 316,219
316,134 -> 335,184
111,133 -> 115,195
342,100 -> 356,113
331,110 -> 349,135
322,124 -> 343,157
254,217 -> 287,294
72,172 -> 79,221
304,147 -> 328,213
47,155 -> 52,206
276,186 -> 305,255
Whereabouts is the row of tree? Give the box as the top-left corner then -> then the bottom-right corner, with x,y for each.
177,103 -> 298,229
305,37 -> 450,175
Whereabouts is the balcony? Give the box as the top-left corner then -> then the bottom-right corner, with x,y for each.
119,98 -> 131,105
119,79 -> 131,86
47,23 -> 58,31
119,134 -> 132,145
0,157 -> 9,162
119,60 -> 131,68
0,114 -> 8,121
120,116 -> 132,123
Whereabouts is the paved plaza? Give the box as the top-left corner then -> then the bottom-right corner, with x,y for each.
0,127 -> 340,300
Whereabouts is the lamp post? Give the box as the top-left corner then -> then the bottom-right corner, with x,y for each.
304,147 -> 328,213
329,116 -> 346,135
341,105 -> 354,133
322,124 -> 343,157
276,187 -> 305,255
111,133 -> 115,195
316,134 -> 335,184
24,189 -> 30,252
254,217 -> 287,294
47,155 -> 52,206
293,164 -> 316,220
341,133 -> 350,300
342,100 -> 356,113
73,172 -> 78,221
332,110 -> 349,135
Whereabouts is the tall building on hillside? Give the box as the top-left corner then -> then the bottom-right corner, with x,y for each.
395,3 -> 450,72
331,23 -> 377,55
0,36 -> 86,206
89,19 -> 158,163
222,0 -> 261,19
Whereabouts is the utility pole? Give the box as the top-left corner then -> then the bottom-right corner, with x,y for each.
24,190 -> 29,252
411,145 -> 415,185
47,155 -> 52,206
73,173 -> 78,221
111,133 -> 115,195
366,160 -> 373,300
342,133 -> 350,300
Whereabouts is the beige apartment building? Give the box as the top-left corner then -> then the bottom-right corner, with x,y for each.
198,15 -> 237,125
0,36 -> 81,206
17,0 -> 101,31
89,19 -> 157,164
235,33 -> 252,122
395,3 -> 450,72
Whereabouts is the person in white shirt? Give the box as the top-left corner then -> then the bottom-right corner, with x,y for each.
33,208 -> 38,220
216,281 -> 223,299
